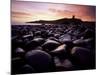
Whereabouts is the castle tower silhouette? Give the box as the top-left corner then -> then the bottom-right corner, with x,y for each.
72,15 -> 75,19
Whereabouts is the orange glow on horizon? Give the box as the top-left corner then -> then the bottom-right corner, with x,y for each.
11,0 -> 96,24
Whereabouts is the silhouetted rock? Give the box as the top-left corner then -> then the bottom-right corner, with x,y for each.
50,44 -> 68,59
22,34 -> 33,40
48,37 -> 60,43
15,47 -> 25,57
34,31 -> 41,37
12,38 -> 24,50
73,38 -> 94,49
25,50 -> 55,72
27,17 -> 82,25
12,57 -> 26,74
42,39 -> 60,52
83,29 -> 95,39
73,39 -> 85,46
33,37 -> 45,46
70,47 -> 92,69
25,39 -> 41,51
54,34 -> 60,39
19,64 -> 36,74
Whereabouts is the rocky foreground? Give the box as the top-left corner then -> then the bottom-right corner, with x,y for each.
11,23 -> 96,74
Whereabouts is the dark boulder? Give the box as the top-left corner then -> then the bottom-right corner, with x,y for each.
33,37 -> 45,46
15,47 -> 25,57
59,34 -> 74,48
25,50 -> 55,72
19,64 -> 36,74
50,44 -> 68,59
73,38 -> 94,49
70,47 -> 93,69
12,57 -> 26,74
42,39 -> 60,52
12,38 -> 24,50
59,34 -> 72,42
25,39 -> 40,51
73,39 -> 85,47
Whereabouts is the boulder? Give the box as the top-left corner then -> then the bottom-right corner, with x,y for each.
42,39 -> 60,52
19,64 -> 36,74
59,34 -> 72,42
50,44 -> 68,59
33,37 -> 45,45
12,57 -> 26,74
71,47 -> 92,69
25,50 -> 55,72
73,38 -> 94,49
25,39 -> 40,51
15,47 -> 25,57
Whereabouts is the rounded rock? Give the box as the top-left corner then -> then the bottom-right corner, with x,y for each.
42,39 -> 60,52
15,47 -> 25,57
71,47 -> 92,69
25,50 -> 55,72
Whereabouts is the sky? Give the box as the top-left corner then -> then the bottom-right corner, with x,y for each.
11,0 -> 96,25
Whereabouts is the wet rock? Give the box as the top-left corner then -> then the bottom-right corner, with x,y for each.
71,47 -> 92,69
19,64 -> 36,74
34,31 -> 41,36
22,34 -> 33,40
42,39 -> 60,52
73,38 -> 94,49
15,47 -> 25,57
33,37 -> 45,46
54,34 -> 60,39
83,29 -> 95,39
48,32 -> 54,37
25,50 -> 55,72
50,44 -> 68,59
12,57 -> 26,74
12,38 -> 24,50
59,34 -> 72,42
25,40 -> 40,51
54,57 -> 73,71
73,39 -> 85,46
59,34 -> 74,48
34,46 -> 43,51
71,47 -> 90,54
48,37 -> 58,41
51,44 -> 66,53
84,38 -> 93,42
